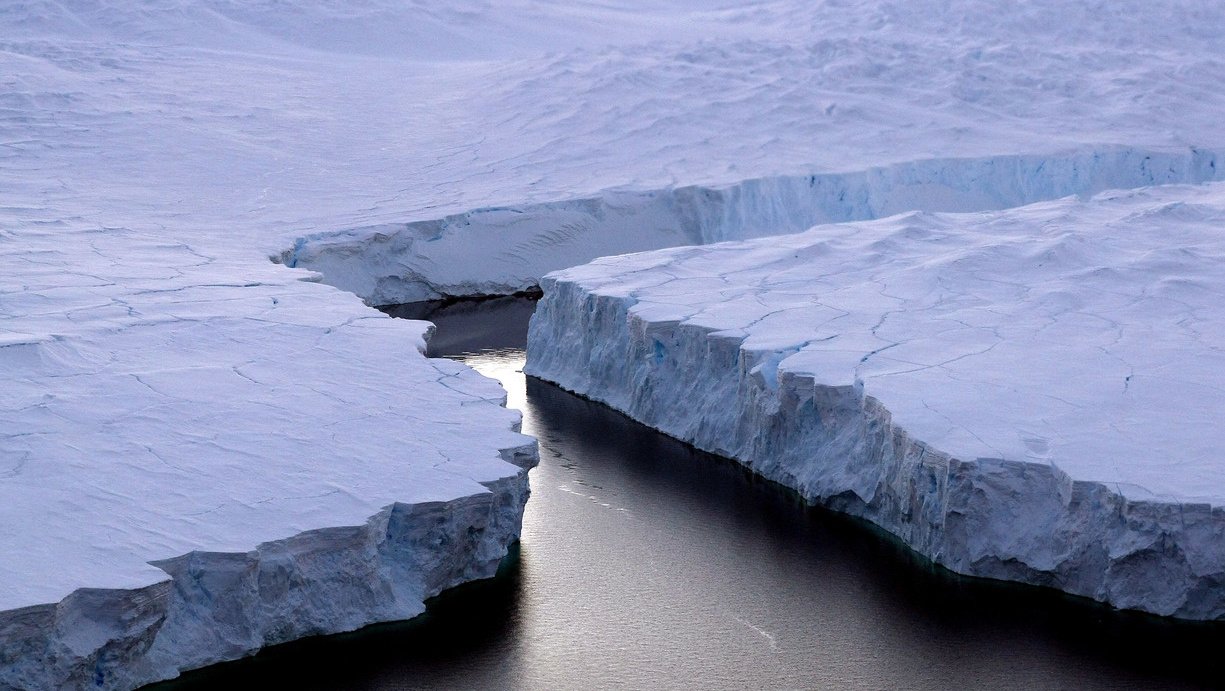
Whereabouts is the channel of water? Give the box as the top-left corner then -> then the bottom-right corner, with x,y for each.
155,296 -> 1225,690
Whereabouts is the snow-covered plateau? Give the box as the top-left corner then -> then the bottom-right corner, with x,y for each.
525,183 -> 1225,619
5,0 -> 1225,687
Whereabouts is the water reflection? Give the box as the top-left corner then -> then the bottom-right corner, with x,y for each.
154,296 -> 1225,690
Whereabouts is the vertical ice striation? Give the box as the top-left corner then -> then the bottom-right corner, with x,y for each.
0,473 -> 534,690
525,183 -> 1225,619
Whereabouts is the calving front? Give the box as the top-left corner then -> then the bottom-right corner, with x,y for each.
526,184 -> 1225,619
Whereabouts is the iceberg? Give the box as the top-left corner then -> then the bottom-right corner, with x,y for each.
286,148 -> 1222,305
526,182 -> 1225,619
0,221 -> 536,688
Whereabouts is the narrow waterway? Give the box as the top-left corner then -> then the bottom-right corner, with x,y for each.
158,296 -> 1225,690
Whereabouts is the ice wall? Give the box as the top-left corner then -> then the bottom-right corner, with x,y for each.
282,147 -> 1220,305
525,183 -> 1225,619
0,474 -> 532,690
0,221 -> 539,689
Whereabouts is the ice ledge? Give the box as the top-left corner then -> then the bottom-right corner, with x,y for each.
525,182 -> 1225,619
281,146 -> 1220,306
0,221 -> 540,689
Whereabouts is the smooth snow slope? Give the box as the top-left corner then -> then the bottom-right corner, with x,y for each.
526,183 -> 1225,619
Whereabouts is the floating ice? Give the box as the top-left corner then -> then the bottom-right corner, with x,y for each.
526,183 -> 1225,619
5,0 -> 1225,685
0,221 -> 537,688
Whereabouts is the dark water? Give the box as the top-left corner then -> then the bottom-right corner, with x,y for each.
155,296 -> 1225,690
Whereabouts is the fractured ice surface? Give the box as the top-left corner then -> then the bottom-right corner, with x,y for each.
526,183 -> 1225,619
5,0 -> 1225,685
288,148 -> 1223,304
0,222 -> 536,689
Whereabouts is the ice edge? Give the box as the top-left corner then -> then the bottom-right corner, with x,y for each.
525,276 -> 1225,621
281,145 -> 1221,306
0,442 -> 538,690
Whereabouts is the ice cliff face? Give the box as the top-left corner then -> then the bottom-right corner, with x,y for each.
283,148 -> 1221,306
525,183 -> 1225,619
0,221 -> 538,689
0,474 -> 531,690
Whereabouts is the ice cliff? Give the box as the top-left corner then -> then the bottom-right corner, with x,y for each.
0,222 -> 537,689
6,0 -> 1225,685
526,183 -> 1225,619
284,148 -> 1222,305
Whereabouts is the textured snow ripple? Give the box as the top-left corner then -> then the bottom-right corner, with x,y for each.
525,183 -> 1225,619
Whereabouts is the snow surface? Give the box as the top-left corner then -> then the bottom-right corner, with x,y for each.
0,220 -> 536,608
270,2 -> 1225,303
5,0 -> 1225,684
525,183 -> 1225,619
0,217 -> 537,688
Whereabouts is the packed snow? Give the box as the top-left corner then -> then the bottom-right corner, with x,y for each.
4,0 -> 1225,686
526,183 -> 1225,619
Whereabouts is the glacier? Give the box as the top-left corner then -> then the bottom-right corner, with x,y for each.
286,147 -> 1223,305
5,0 -> 1225,687
525,183 -> 1225,619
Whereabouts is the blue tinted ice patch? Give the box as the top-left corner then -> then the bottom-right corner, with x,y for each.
286,237 -> 306,268
751,345 -> 809,392
750,352 -> 787,392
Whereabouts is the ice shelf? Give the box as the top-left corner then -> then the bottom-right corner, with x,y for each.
287,148 -> 1223,305
526,183 -> 1225,619
0,220 -> 537,689
5,0 -> 1225,686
